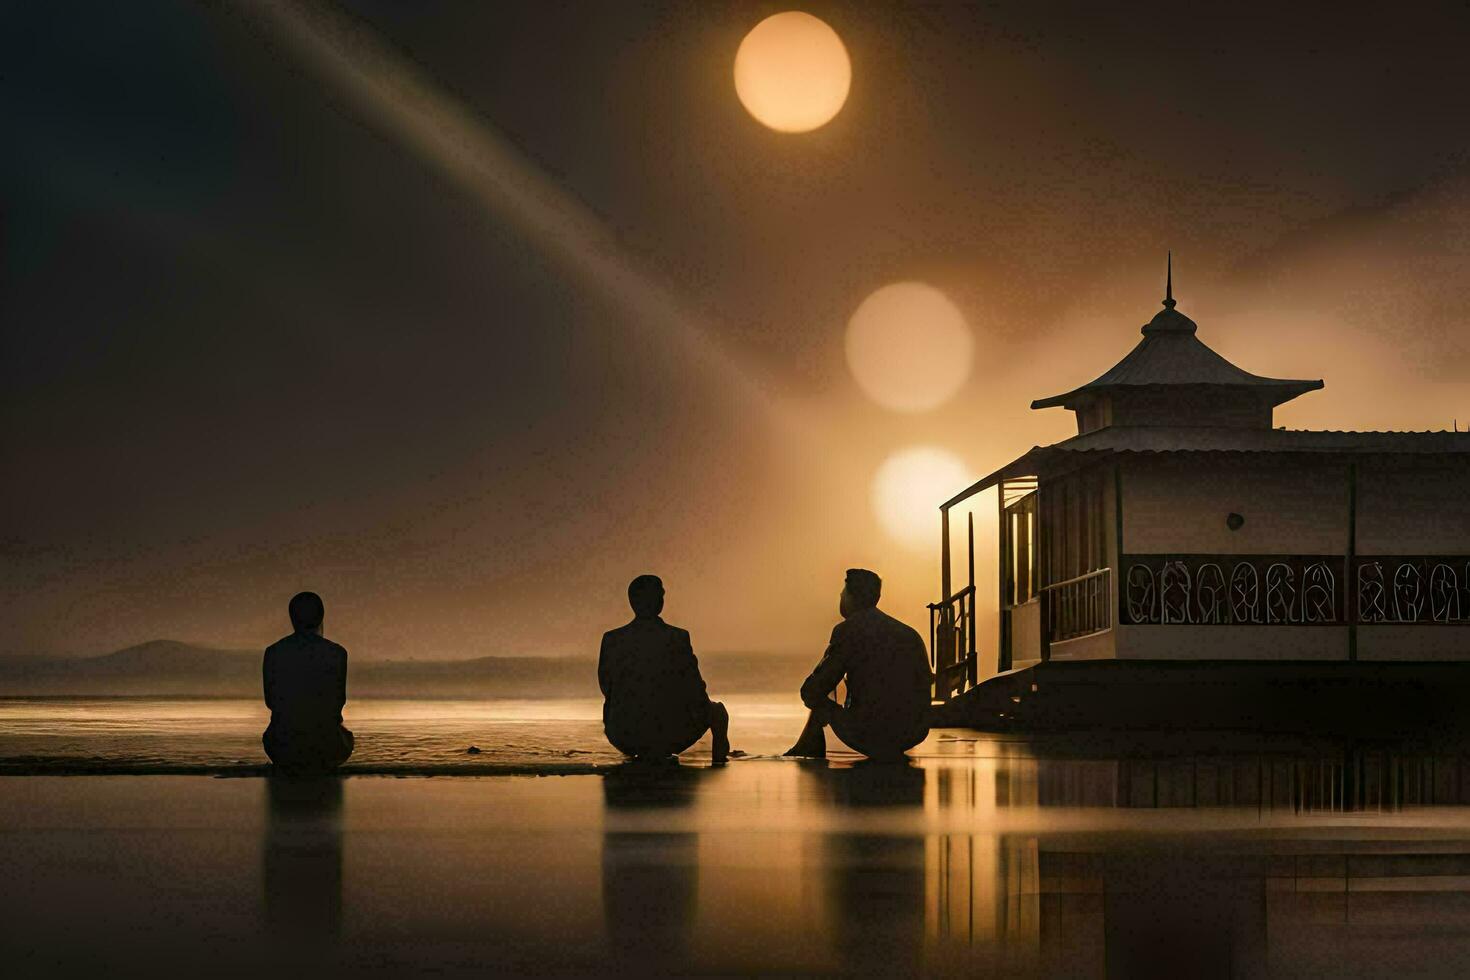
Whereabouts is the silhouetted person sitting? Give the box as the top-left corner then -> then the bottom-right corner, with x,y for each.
263,591 -> 354,775
599,575 -> 730,765
785,569 -> 932,762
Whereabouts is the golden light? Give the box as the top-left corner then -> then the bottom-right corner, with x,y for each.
871,446 -> 971,550
734,12 -> 851,133
846,282 -> 974,412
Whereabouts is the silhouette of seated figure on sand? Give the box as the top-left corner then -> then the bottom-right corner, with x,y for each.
263,591 -> 354,775
785,568 -> 931,762
599,575 -> 730,765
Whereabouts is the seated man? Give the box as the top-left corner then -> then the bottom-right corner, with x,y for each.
263,591 -> 354,775
785,568 -> 931,761
599,575 -> 730,765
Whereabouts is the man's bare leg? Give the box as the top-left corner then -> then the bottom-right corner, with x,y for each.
783,708 -> 827,758
709,700 -> 731,765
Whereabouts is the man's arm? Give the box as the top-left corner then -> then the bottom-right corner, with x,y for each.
262,648 -> 277,713
336,645 -> 348,713
912,632 -> 935,701
798,628 -> 849,709
597,633 -> 613,698
677,630 -> 709,702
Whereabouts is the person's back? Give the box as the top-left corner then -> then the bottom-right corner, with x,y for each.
263,591 -> 354,775
599,575 -> 730,764
264,631 -> 347,729
787,568 -> 933,760
600,617 -> 708,753
821,605 -> 931,732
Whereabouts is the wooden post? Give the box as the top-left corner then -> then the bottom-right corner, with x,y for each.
941,505 -> 952,603
1039,481 -> 1052,663
997,480 -> 1009,673
1114,463 -> 1124,627
1348,461 -> 1358,660
967,511 -> 978,688
939,504 -> 953,696
967,510 -> 976,595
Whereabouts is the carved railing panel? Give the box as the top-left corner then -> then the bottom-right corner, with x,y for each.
1120,556 -> 1344,626
1265,563 -> 1297,624
1303,562 -> 1337,624
1123,555 -> 1470,625
1125,564 -> 1156,624
1229,562 -> 1260,624
1356,558 -> 1470,624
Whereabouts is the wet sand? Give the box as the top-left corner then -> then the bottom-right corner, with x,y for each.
10,742 -> 1470,976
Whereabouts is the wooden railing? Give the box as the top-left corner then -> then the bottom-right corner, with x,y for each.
1043,567 -> 1112,642
928,584 -> 977,701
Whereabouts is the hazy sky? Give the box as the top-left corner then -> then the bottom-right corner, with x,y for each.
6,1 -> 1470,659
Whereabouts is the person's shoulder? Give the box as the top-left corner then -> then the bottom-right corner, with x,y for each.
294,637 -> 348,658
603,620 -> 636,642
282,632 -> 347,657
264,633 -> 300,655
878,608 -> 924,641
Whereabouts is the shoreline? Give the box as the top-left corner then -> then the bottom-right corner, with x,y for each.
0,759 -> 613,777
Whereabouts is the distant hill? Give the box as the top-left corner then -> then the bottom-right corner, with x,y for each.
0,640 -> 259,695
0,640 -> 812,698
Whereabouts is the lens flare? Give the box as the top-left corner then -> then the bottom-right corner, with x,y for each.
871,446 -> 971,550
734,12 -> 851,133
846,282 -> 974,413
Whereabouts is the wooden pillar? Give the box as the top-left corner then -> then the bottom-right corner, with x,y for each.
967,510 -> 976,596
1114,463 -> 1124,626
1039,480 -> 1051,663
1348,461 -> 1358,660
941,504 -> 952,603
967,511 -> 978,688
997,480 -> 1009,672
939,504 -> 953,695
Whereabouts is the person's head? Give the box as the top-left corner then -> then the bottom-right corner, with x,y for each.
288,591 -> 325,634
627,574 -> 665,618
840,568 -> 881,618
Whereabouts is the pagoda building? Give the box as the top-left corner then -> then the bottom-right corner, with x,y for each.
928,260 -> 1470,730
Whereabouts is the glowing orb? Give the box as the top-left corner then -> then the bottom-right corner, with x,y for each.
845,282 -> 973,413
734,12 -> 851,133
871,446 -> 971,550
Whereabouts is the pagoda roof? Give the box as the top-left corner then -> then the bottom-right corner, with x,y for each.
1031,260 -> 1323,410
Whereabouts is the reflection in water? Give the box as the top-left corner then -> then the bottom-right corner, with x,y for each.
924,742 -> 1470,978
591,746 -> 1470,976
933,740 -> 1470,811
235,739 -> 1470,979
601,765 -> 701,970
808,762 -> 928,975
262,776 -> 344,958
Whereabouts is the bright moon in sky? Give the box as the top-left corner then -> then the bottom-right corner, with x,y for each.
846,282 -> 974,412
872,446 -> 972,550
734,12 -> 851,133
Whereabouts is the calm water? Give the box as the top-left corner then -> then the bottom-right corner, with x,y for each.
0,695 -> 815,770
8,699 -> 1470,975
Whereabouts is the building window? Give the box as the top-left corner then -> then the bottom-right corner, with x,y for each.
1039,468 -> 1109,586
1005,492 -> 1038,605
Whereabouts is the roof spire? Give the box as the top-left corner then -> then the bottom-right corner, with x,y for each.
1163,251 -> 1176,309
